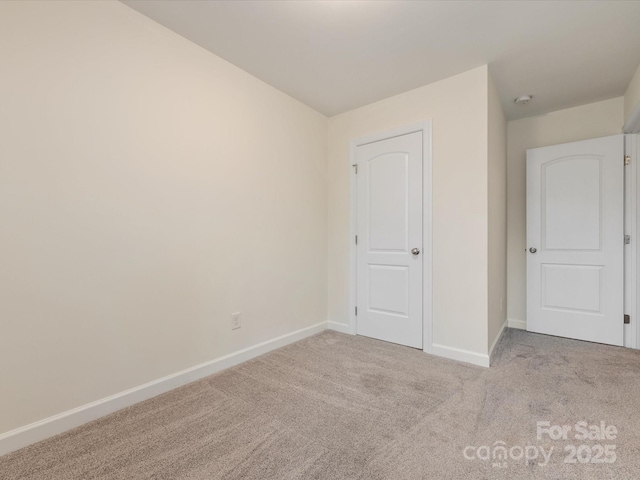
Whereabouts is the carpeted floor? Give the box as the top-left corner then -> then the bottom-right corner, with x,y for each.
2,328 -> 640,479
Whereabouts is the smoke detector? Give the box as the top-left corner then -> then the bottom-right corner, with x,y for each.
514,95 -> 533,105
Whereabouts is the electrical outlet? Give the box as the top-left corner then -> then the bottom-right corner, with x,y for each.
231,312 -> 241,330
500,298 -> 504,311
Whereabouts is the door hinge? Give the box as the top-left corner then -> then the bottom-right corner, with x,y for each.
355,306 -> 358,316
355,235 -> 358,245
625,155 -> 631,166
352,163 -> 358,174
625,235 -> 631,245
624,314 -> 630,324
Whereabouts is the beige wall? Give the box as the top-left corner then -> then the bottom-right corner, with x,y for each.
625,64 -> 640,124
487,73 -> 507,350
506,98 -> 624,327
0,1 -> 328,435
328,66 -> 490,356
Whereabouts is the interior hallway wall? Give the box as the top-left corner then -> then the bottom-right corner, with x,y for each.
487,73 -> 507,351
624,63 -> 640,124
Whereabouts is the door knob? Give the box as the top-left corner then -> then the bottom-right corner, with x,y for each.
411,248 -> 420,255
529,247 -> 537,253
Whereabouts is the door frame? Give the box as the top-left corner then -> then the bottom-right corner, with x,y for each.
348,121 -> 433,353
625,134 -> 639,349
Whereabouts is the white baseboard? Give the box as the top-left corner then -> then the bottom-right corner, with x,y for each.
430,343 -> 490,368
508,318 -> 526,330
0,321 -> 328,457
489,319 -> 507,365
326,321 -> 350,334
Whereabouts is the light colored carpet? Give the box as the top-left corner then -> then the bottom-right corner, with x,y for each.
2,328 -> 640,479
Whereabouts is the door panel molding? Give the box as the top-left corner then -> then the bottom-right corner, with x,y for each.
356,132 -> 422,348
527,135 -> 624,346
348,121 -> 433,353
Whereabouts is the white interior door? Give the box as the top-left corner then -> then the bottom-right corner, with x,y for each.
527,135 -> 624,346
356,131 -> 423,348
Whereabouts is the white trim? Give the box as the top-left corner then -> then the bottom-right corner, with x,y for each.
422,123 -> 434,353
348,140 -> 358,336
624,134 -> 638,349
430,343 -> 490,368
508,318 -> 526,330
623,102 -> 640,134
348,120 -> 434,352
0,321 -> 328,457
636,135 -> 640,350
489,319 -> 508,363
327,321 -> 350,334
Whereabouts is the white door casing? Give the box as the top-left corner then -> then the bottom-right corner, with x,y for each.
624,134 -> 637,349
355,131 -> 423,348
526,135 -> 624,346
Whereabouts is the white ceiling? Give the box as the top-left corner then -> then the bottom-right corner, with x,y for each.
122,0 -> 640,120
